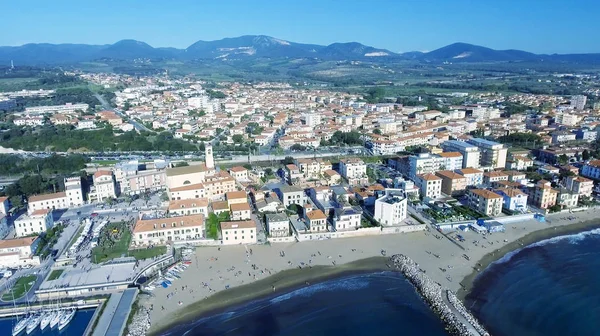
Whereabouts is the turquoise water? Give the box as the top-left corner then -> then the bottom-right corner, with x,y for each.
0,309 -> 94,335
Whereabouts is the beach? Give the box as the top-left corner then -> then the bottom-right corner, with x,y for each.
145,208 -> 600,335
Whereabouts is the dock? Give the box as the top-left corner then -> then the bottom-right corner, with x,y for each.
92,288 -> 138,336
0,298 -> 104,318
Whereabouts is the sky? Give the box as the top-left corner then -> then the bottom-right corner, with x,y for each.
1,0 -> 599,54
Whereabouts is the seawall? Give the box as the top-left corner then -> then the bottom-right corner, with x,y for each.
391,254 -> 490,336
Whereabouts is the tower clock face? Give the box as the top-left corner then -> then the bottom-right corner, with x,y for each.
208,149 -> 212,154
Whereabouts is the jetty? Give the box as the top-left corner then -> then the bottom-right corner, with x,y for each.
391,254 -> 490,336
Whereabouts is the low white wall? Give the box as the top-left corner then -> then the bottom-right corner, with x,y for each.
267,236 -> 297,243
296,225 -> 426,242
493,213 -> 535,224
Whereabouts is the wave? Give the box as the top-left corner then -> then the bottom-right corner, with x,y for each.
492,228 -> 600,266
269,273 -> 382,304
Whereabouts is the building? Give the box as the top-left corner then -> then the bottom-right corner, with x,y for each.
557,189 -> 579,209
89,171 -> 117,203
570,95 -> 587,110
581,160 -> 600,180
305,209 -> 328,232
551,131 -> 577,145
169,183 -> 206,200
483,171 -> 509,186
0,197 -> 9,216
221,220 -> 257,245
230,202 -> 252,220
532,180 -> 559,209
374,190 -> 407,226
131,214 -> 204,246
441,140 -> 481,168
226,191 -> 248,206
494,188 -> 528,212
24,103 -> 88,115
415,174 -> 442,199
228,166 -> 249,181
333,206 -> 363,231
0,237 -> 41,268
14,209 -> 54,237
466,138 -> 507,169
166,165 -> 208,190
276,186 -> 307,207
122,170 -> 167,195
408,153 -> 444,179
467,189 -> 503,217
168,198 -> 209,217
265,213 -> 290,238
284,164 -> 303,185
339,158 -> 368,186
64,177 -> 84,207
0,214 -> 8,239
506,156 -> 533,171
435,170 -> 467,196
564,176 -> 594,197
437,152 -> 464,171
456,168 -> 484,187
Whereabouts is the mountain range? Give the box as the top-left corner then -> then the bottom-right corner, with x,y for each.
1,35 -> 599,65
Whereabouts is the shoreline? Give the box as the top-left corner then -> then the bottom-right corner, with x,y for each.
149,256 -> 391,335
457,217 -> 600,300
144,208 -> 600,336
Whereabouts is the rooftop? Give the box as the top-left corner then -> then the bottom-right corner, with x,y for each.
469,188 -> 502,199
0,237 -> 38,250
166,165 -> 206,177
230,202 -> 251,212
29,192 -> 66,203
133,214 -> 204,233
220,220 -> 256,231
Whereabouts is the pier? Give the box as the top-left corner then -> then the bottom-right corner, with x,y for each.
0,298 -> 105,318
92,288 -> 138,336
391,254 -> 490,336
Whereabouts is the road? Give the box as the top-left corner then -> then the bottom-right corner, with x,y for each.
93,92 -> 152,133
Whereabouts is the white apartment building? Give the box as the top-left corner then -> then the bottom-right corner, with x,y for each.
27,177 -> 83,215
467,189 -> 503,217
333,206 -> 363,231
14,209 -> 54,237
24,103 -> 89,115
89,171 -> 117,203
466,138 -> 507,169
132,214 -> 204,246
64,177 -> 84,206
339,158 -> 368,186
415,174 -> 442,199
13,117 -> 45,127
0,237 -> 41,268
374,190 -> 407,226
221,220 -> 257,245
266,213 -> 291,238
581,160 -> 600,180
570,95 -> 587,110
168,198 -> 209,217
441,140 -> 481,169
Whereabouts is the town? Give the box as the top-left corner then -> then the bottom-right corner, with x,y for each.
1,71 -> 600,336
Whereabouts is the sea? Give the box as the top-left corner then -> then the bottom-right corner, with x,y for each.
160,272 -> 449,336
0,308 -> 94,335
466,228 -> 600,336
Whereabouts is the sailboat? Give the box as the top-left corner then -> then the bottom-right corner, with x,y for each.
40,310 -> 54,330
25,313 -> 41,334
11,285 -> 30,336
57,309 -> 76,331
12,316 -> 30,336
50,310 -> 63,329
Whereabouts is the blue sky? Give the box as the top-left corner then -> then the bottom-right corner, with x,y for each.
2,0 -> 599,54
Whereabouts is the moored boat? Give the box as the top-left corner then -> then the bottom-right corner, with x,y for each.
40,310 -> 55,330
50,310 -> 63,329
12,316 -> 30,336
57,309 -> 76,331
25,313 -> 42,334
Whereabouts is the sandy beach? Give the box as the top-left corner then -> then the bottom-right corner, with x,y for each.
145,208 -> 600,335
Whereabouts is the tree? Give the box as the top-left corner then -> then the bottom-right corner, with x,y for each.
582,149 -> 591,161
373,128 -> 382,135
174,162 -> 189,167
558,154 -> 569,165
290,144 -> 307,151
265,168 -> 273,176
232,134 -> 244,144
283,156 -> 294,165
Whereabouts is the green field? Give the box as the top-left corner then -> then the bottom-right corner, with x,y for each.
47,269 -> 64,281
2,275 -> 37,301
92,222 -> 166,263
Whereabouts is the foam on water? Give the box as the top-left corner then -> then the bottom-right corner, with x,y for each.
492,227 -> 600,266
269,273 -> 372,304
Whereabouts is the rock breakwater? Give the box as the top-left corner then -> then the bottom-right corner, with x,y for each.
391,254 -> 490,336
